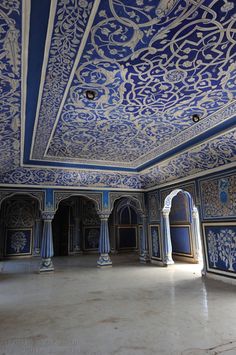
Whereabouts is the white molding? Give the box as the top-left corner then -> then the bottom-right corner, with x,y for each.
21,162 -> 138,174
21,0 -> 31,166
24,157 -> 138,171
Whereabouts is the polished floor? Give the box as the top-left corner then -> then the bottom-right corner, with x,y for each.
0,255 -> 236,355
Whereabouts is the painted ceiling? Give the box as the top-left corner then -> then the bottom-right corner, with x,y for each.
0,0 -> 236,190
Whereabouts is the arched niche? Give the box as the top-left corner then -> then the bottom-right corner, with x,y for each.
109,193 -> 145,217
54,191 -> 102,215
109,197 -> 143,255
52,195 -> 101,256
0,193 -> 42,259
161,189 -> 202,266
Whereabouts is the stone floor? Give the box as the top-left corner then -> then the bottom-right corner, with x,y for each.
0,255 -> 236,355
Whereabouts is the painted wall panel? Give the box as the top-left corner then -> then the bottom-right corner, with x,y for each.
83,226 -> 100,251
203,223 -> 236,274
149,225 -> 161,259
5,229 -> 32,256
170,226 -> 192,256
148,192 -> 160,222
200,174 -> 236,220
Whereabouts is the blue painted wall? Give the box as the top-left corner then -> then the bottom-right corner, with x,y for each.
170,226 -> 191,255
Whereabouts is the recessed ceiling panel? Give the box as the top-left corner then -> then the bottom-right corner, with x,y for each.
29,0 -> 236,169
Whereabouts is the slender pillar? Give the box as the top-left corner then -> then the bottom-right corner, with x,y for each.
34,218 -> 42,256
192,206 -> 202,262
39,212 -> 55,272
139,215 -> 150,263
73,217 -> 82,253
97,213 -> 112,267
162,210 -> 174,265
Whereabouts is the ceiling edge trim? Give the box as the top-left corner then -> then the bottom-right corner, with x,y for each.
145,161 -> 236,192
141,125 -> 236,175
20,0 -> 31,166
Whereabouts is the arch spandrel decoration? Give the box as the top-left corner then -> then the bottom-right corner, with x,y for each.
147,192 -> 160,222
54,191 -> 102,214
162,189 -> 195,213
0,190 -> 45,211
109,192 -> 146,216
161,183 -> 197,208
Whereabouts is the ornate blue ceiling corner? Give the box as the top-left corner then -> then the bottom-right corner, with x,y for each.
0,0 -> 236,191
0,166 -> 143,190
141,128 -> 236,189
0,0 -> 21,175
27,0 -> 236,170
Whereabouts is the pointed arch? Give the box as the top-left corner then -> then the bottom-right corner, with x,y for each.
161,189 -> 203,266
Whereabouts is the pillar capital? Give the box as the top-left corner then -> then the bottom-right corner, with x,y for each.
41,211 -> 55,221
98,211 -> 110,221
192,206 -> 198,218
162,208 -> 170,217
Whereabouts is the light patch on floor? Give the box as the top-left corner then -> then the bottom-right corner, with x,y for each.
0,255 -> 235,355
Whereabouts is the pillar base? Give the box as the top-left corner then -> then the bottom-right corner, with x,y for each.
139,251 -> 150,264
33,248 -> 40,256
39,258 -> 54,272
97,253 -> 112,268
164,255 -> 174,265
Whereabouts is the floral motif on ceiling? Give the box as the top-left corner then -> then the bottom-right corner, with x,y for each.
1,127 -> 236,190
0,0 -> 236,191
0,1 -> 21,174
30,0 -> 236,168
141,128 -> 236,188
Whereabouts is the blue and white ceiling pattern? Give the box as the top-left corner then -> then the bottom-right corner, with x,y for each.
30,0 -> 236,168
0,1 -> 21,174
0,0 -> 236,190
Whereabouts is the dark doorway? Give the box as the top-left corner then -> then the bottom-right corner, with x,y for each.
52,205 -> 70,256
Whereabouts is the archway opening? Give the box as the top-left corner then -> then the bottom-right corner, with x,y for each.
0,194 -> 41,260
52,196 -> 100,256
163,189 -> 203,268
109,197 -> 141,259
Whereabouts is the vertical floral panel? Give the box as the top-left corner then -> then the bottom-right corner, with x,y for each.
5,229 -> 32,256
150,225 -> 161,259
204,224 -> 236,273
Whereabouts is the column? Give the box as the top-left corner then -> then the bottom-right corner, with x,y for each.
33,218 -> 42,256
162,210 -> 174,265
97,213 -> 112,267
39,212 -> 55,272
139,215 -> 150,263
73,217 -> 81,253
192,206 -> 202,263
